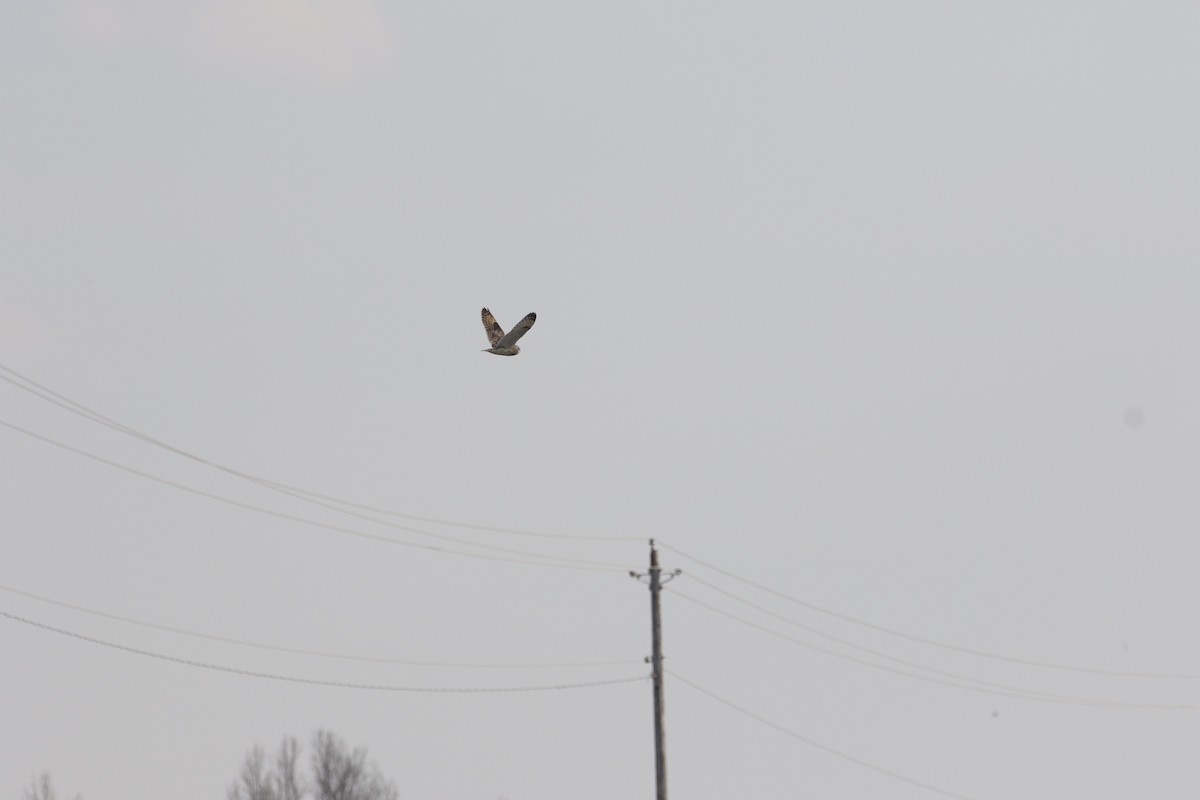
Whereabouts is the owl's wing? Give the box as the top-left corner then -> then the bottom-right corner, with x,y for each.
496,312 -> 536,348
481,308 -> 505,347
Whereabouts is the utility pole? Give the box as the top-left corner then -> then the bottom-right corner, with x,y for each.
631,539 -> 679,800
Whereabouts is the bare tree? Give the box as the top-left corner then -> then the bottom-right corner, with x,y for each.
310,731 -> 397,800
227,746 -> 277,800
227,732 -> 396,800
22,772 -> 80,800
276,737 -> 304,800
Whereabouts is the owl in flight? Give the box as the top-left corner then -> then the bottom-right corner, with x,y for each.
481,307 -> 537,356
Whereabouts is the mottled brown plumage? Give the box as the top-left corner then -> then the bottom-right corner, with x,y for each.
481,308 -> 505,348
480,307 -> 537,356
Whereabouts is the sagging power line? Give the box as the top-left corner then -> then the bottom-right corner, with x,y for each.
5,362 -> 1193,684
0,583 -> 638,670
0,417 -> 628,573
0,363 -> 638,542
659,541 -> 1200,680
670,589 -> 1191,710
0,608 -> 650,693
668,669 -> 977,800
5,363 -> 1193,799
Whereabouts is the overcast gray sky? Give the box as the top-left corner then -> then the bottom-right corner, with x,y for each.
3,2 -> 1199,799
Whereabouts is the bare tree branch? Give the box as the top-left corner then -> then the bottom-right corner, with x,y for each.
310,730 -> 397,800
228,745 -> 280,800
227,731 -> 396,800
276,736 -> 304,800
22,772 -> 80,800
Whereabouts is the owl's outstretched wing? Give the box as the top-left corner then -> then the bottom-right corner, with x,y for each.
481,308 -> 505,347
496,312 -> 536,348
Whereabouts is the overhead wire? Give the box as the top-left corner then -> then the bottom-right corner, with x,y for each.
0,417 -> 626,573
6,363 -> 1193,682
0,363 -> 639,542
259,479 -> 642,542
669,589 -> 1191,710
236,472 -> 636,566
0,583 -> 637,670
667,669 -> 977,800
1,609 -> 649,693
659,541 -> 1200,680
676,574 -> 1194,708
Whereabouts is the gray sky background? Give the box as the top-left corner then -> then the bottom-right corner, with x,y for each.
3,2 -> 1198,799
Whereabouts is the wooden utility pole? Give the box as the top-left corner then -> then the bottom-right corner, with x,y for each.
632,539 -> 678,800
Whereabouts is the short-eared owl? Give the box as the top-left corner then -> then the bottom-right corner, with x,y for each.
481,308 -> 537,356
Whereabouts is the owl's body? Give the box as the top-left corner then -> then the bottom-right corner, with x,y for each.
481,308 -> 537,356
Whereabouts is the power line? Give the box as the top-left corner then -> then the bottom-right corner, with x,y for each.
0,417 -> 627,573
659,541 -> 1199,680
234,472 -> 636,566
0,583 -> 637,670
0,363 -> 639,542
677,575 -> 1194,708
1,609 -> 650,693
667,669 -> 977,800
670,590 -> 1191,710
6,363 -> 1192,684
261,479 -> 642,542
